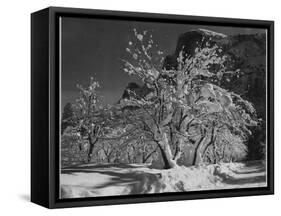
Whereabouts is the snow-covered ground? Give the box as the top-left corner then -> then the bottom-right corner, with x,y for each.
60,161 -> 266,198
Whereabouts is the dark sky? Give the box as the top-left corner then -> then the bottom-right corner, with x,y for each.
61,17 -> 265,108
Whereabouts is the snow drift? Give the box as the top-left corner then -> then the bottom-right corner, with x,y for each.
60,161 -> 266,198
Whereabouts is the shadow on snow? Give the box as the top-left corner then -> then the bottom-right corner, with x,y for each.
60,161 -> 266,197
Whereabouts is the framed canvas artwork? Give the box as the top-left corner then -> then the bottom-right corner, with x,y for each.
31,7 -> 274,208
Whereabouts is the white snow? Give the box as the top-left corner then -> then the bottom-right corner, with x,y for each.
137,34 -> 143,41
60,161 -> 266,198
198,28 -> 227,38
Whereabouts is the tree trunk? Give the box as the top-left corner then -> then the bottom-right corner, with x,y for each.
173,139 -> 183,162
87,136 -> 97,163
127,151 -> 131,163
193,150 -> 204,165
192,126 -> 216,165
87,144 -> 94,163
201,126 -> 216,162
191,135 -> 206,165
157,133 -> 179,169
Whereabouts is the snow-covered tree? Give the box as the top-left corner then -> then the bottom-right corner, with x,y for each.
62,77 -> 115,163
120,29 -> 258,169
125,136 -> 157,164
61,126 -> 88,166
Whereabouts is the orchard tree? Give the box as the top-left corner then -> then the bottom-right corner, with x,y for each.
61,126 -> 88,166
203,126 -> 247,163
100,141 -> 116,163
120,29 -> 258,169
66,77 -> 115,163
125,136 -> 158,164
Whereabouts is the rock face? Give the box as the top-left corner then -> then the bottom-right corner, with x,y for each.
121,82 -> 151,100
163,29 -> 227,70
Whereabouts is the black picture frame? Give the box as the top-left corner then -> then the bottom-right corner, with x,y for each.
31,6 -> 274,209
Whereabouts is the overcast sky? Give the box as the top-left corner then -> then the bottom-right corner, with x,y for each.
61,17 -> 265,108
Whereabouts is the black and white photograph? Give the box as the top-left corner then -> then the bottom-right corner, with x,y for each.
59,17 -> 269,199
0,0 -> 279,213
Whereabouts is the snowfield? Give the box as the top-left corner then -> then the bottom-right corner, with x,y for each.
60,161 -> 266,198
